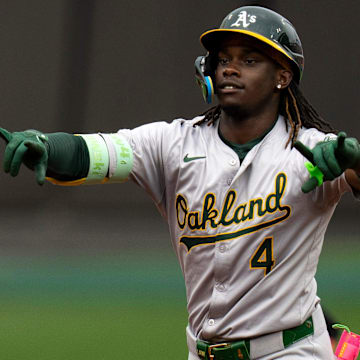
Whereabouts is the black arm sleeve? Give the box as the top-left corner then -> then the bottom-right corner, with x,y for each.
45,133 -> 90,181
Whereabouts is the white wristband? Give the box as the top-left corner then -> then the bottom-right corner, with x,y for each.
100,133 -> 133,183
78,134 -> 109,184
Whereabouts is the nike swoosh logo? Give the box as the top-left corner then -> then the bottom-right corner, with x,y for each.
184,154 -> 206,162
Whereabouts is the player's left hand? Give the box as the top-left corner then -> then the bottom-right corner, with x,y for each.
294,132 -> 360,193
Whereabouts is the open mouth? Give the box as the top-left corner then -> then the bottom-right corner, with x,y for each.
218,83 -> 244,93
218,81 -> 244,91
222,85 -> 239,90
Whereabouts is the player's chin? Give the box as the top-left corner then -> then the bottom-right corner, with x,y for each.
217,94 -> 246,110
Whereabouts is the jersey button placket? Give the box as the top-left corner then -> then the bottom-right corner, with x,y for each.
226,158 -> 238,186
228,158 -> 237,166
216,282 -> 226,292
219,243 -> 227,253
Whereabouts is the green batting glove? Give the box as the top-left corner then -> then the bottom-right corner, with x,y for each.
0,128 -> 49,185
294,132 -> 360,193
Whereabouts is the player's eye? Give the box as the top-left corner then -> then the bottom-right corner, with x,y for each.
218,58 -> 230,66
244,58 -> 256,65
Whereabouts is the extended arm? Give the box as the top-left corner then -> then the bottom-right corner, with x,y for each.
0,128 -> 133,186
47,133 -> 89,181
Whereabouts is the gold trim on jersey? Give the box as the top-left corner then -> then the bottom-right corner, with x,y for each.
176,173 -> 291,252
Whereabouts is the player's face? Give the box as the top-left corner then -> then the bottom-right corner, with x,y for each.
214,35 -> 281,115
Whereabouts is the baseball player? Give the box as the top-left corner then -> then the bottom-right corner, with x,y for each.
0,5 -> 359,360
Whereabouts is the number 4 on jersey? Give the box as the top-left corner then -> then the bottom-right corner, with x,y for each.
250,237 -> 275,276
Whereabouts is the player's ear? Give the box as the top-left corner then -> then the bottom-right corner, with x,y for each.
276,69 -> 293,90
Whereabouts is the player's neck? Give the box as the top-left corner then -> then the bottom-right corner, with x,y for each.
219,108 -> 279,145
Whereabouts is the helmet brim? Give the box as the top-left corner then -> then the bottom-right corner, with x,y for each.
200,29 -> 294,63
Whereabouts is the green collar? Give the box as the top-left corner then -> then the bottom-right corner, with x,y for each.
219,120 -> 276,162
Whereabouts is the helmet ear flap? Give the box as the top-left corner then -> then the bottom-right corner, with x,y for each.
195,55 -> 214,104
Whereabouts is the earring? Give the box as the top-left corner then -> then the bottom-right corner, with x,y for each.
276,84 -> 282,89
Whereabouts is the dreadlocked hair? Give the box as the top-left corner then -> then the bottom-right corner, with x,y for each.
193,105 -> 221,127
194,81 -> 336,148
279,81 -> 337,148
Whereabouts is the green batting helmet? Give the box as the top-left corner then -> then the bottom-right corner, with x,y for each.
195,6 -> 304,103
201,6 -> 304,82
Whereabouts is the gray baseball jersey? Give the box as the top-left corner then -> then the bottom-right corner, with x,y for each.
116,115 -> 351,342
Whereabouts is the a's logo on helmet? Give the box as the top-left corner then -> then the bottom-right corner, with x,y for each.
230,11 -> 256,28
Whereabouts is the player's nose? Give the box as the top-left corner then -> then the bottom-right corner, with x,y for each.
223,64 -> 241,77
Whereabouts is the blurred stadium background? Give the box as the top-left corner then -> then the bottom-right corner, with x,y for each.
0,0 -> 359,359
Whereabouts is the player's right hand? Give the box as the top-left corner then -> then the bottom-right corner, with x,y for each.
0,128 -> 49,185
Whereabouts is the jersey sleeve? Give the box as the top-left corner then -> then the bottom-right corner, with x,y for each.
295,129 -> 353,206
116,121 -> 172,209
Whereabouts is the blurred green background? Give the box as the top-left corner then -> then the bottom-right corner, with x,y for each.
0,251 -> 189,360
0,239 -> 359,360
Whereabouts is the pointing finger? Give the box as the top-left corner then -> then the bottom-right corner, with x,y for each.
293,141 -> 314,163
34,162 -> 46,185
0,128 -> 12,144
3,137 -> 23,173
334,132 -> 360,170
337,131 -> 347,151
9,142 -> 28,177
